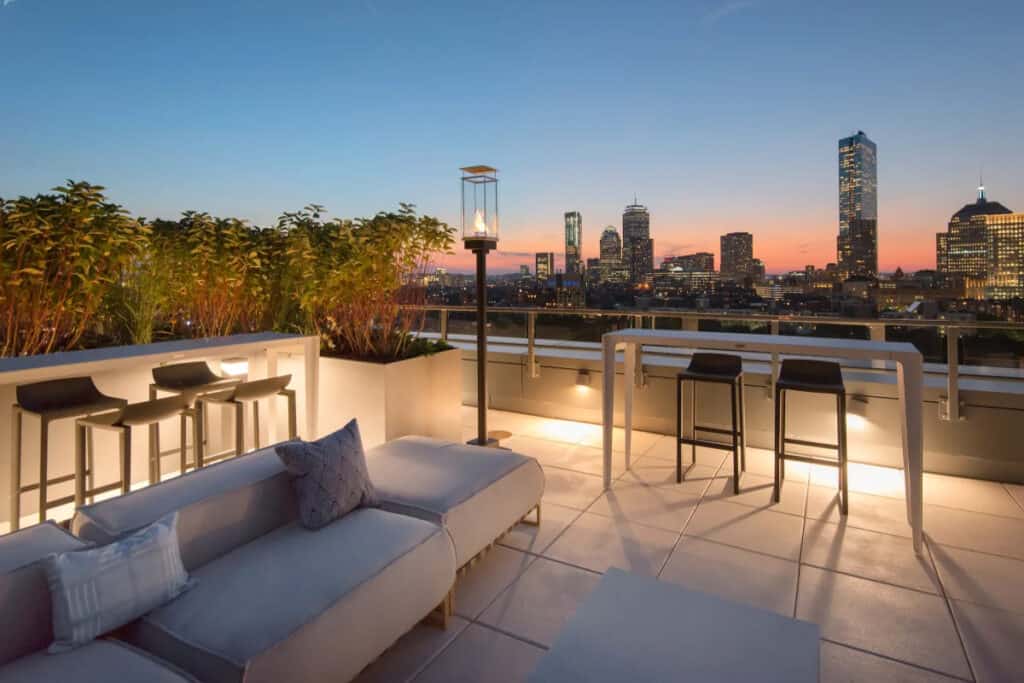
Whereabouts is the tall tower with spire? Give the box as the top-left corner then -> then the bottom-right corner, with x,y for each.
837,131 -> 878,279
622,198 -> 652,284
936,181 -> 1013,288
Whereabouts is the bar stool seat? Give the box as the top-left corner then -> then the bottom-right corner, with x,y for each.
774,358 -> 849,514
196,375 -> 296,464
677,353 -> 746,494
10,377 -> 127,530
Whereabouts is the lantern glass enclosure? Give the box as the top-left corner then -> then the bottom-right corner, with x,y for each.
461,165 -> 499,251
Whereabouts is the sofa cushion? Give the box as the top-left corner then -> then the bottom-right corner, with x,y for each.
72,447 -> 295,571
0,522 -> 89,666
367,436 -> 545,566
45,513 -> 192,652
276,419 -> 378,530
121,508 -> 456,683
0,639 -> 195,683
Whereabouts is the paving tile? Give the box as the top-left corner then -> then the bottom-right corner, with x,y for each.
1005,483 -> 1024,513
543,511 -> 679,576
503,435 -> 624,478
578,426 -> 662,455
742,446 -> 811,481
659,536 -> 798,616
617,460 -> 719,495
925,504 -> 1024,561
801,518 -> 941,594
412,623 -> 545,683
684,499 -> 805,561
931,543 -> 1024,614
354,617 -> 470,683
520,416 -> 602,445
796,566 -> 971,679
454,546 -> 536,619
539,467 -> 605,511
642,435 -> 728,468
499,502 -> 581,555
809,461 -> 908,500
819,641 -> 961,683
477,557 -> 601,647
704,470 -> 807,517
806,486 -> 914,538
923,473 -> 1024,519
950,599 -> 1024,683
586,482 -> 701,533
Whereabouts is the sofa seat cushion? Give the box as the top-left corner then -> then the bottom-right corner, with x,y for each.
367,436 -> 545,566
0,639 -> 195,683
122,508 -> 456,683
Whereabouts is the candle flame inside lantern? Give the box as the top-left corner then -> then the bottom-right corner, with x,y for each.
473,209 -> 487,235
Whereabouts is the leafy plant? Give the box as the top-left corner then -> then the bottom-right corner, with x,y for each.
282,203 -> 454,360
0,181 -> 148,356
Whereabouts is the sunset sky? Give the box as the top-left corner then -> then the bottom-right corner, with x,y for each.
2,0 -> 1022,274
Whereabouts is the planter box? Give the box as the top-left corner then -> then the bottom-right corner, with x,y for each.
316,348 -> 462,449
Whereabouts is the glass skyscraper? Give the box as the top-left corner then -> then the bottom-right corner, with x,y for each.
564,211 -> 582,276
720,232 -> 753,280
837,131 -> 878,278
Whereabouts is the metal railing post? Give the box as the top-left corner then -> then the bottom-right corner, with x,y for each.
439,308 -> 448,342
527,312 -> 539,379
944,327 -> 961,421
868,323 -> 886,369
769,320 -> 780,397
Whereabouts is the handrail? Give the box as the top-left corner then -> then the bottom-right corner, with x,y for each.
404,304 -> 1024,423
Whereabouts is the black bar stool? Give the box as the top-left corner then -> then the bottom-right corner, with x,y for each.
150,361 -> 240,471
676,353 -> 746,493
75,395 -> 197,503
773,358 -> 848,514
196,375 -> 296,462
10,377 -> 126,529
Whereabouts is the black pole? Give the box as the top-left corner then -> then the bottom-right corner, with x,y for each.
475,248 -> 488,445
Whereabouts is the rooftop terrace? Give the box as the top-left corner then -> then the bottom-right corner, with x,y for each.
353,405 -> 1024,682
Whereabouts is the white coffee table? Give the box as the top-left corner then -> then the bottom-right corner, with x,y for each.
530,568 -> 820,683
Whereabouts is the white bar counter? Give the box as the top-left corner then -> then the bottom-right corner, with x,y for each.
601,329 -> 924,554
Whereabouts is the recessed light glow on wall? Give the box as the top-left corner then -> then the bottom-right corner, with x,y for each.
220,357 -> 249,377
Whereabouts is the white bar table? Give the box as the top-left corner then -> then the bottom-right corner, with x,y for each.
601,329 -> 924,554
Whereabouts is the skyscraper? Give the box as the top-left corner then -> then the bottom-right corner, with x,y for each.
720,232 -> 753,279
535,252 -> 554,281
985,212 -> 1024,299
837,131 -> 878,279
622,200 -> 653,284
936,184 -> 1008,287
599,226 -> 622,262
564,211 -> 583,276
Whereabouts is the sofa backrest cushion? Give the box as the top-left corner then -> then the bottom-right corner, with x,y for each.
71,447 -> 296,572
0,522 -> 89,665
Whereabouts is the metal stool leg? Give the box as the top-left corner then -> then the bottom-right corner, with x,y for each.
675,377 -> 682,484
148,385 -> 158,484
690,379 -> 697,464
179,413 -> 188,475
38,418 -> 49,525
234,402 -> 244,456
193,406 -> 204,469
120,426 -> 132,495
10,406 -> 22,531
730,382 -> 740,495
779,389 -> 787,481
74,423 -> 87,509
286,391 -> 297,440
253,400 -> 260,450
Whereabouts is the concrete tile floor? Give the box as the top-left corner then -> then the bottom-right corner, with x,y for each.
354,407 -> 1024,682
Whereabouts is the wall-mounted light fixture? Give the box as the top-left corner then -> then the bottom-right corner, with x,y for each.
576,369 -> 592,389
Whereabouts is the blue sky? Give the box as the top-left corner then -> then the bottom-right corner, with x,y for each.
2,0 -> 1022,272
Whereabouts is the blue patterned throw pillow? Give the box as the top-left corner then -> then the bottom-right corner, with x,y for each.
44,512 -> 192,652
275,419 -> 378,530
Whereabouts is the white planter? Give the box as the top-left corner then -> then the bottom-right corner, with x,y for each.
316,348 -> 462,449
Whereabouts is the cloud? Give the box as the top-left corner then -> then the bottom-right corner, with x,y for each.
701,1 -> 756,30
2,0 -> 16,7
496,250 -> 535,259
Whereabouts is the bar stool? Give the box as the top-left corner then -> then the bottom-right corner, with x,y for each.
150,361 -> 240,471
10,377 -> 126,530
676,353 -> 746,493
75,395 -> 197,503
196,375 -> 296,462
773,358 -> 848,514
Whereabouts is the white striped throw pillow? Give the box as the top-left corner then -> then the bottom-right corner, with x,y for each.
43,512 -> 192,652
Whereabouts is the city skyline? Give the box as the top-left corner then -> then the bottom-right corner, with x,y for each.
2,1 -> 1023,275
